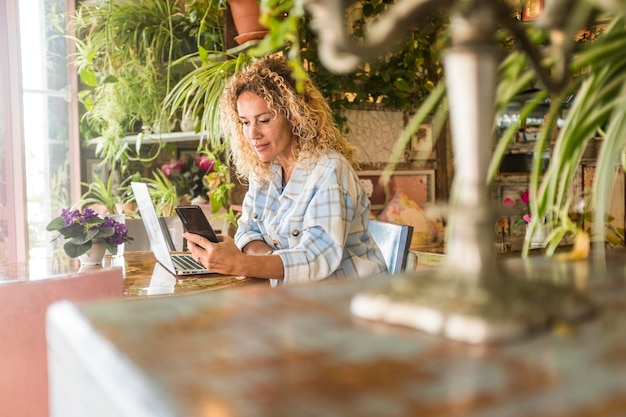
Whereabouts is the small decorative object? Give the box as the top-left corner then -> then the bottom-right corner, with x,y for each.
410,123 -> 434,153
46,208 -> 132,263
526,219 -> 549,249
494,215 -> 511,252
521,0 -> 544,22
151,115 -> 175,134
378,191 -> 444,248
180,111 -> 198,132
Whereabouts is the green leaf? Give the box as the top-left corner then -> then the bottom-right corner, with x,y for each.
64,240 -> 91,258
198,45 -> 208,64
79,68 -> 98,87
394,78 -> 411,92
101,75 -> 118,84
70,227 -> 99,245
104,241 -> 118,255
97,226 -> 115,239
62,223 -> 88,239
46,217 -> 66,231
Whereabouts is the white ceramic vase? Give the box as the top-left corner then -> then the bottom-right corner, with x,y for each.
78,243 -> 107,266
526,222 -> 549,249
180,111 -> 198,132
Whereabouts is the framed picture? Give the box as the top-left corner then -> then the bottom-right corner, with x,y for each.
85,159 -> 109,184
177,147 -> 198,161
410,122 -> 433,153
358,173 -> 387,209
358,169 -> 436,211
388,170 -> 436,205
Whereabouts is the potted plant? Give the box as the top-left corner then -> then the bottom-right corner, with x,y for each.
214,206 -> 242,237
228,0 -> 268,44
46,207 -> 132,263
148,150 -> 233,216
79,170 -> 140,216
165,0 -> 446,145
70,0 -> 225,168
162,51 -> 253,150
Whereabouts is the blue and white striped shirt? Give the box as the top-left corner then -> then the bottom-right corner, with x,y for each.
235,151 -> 387,285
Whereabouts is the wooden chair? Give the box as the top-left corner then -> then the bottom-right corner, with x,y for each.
368,219 -> 414,273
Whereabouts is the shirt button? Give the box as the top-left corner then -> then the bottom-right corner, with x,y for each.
272,239 -> 278,246
292,230 -> 300,237
252,212 -> 258,219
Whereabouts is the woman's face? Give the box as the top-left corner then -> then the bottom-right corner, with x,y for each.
237,91 -> 295,164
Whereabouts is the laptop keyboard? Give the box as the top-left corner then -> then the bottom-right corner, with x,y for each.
172,254 -> 205,271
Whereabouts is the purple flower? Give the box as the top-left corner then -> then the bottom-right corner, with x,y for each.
105,218 -> 129,246
61,208 -> 80,226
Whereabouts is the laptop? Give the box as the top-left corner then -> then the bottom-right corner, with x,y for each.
131,182 -> 215,276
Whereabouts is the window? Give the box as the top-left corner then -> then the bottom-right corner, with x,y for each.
0,0 -> 79,263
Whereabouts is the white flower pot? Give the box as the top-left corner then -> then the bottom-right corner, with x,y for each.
78,243 -> 107,266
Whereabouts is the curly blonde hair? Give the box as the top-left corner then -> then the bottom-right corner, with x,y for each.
220,54 -> 357,183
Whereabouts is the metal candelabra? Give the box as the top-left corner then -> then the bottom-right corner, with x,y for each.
300,0 -> 600,344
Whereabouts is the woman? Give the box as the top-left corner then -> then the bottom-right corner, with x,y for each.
184,54 -> 386,285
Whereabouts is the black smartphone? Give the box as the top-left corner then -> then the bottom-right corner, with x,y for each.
175,205 -> 219,243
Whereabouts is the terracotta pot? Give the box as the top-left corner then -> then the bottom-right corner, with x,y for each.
228,0 -> 268,44
115,202 -> 138,217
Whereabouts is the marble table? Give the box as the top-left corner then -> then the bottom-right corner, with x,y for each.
117,252 -> 267,298
46,249 -> 626,417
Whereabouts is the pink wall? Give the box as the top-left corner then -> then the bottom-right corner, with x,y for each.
0,269 -> 123,417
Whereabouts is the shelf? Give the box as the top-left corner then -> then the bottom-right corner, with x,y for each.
493,142 -> 552,155
121,131 -> 204,145
182,40 -> 260,67
505,142 -> 550,154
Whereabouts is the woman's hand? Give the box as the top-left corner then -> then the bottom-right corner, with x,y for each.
183,233 -> 285,280
183,233 -> 245,276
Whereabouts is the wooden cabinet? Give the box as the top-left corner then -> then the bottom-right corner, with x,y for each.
491,91 -> 626,249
